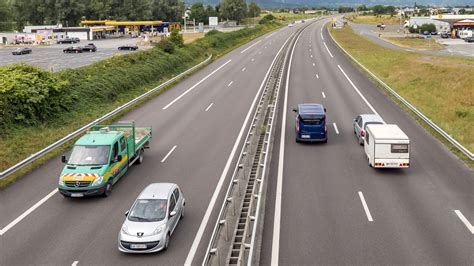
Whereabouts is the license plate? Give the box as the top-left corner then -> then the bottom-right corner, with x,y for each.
70,193 -> 84,197
387,163 -> 398,166
131,244 -> 147,249
301,135 -> 310,139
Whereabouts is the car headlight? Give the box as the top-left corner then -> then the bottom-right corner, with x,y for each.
91,175 -> 103,186
58,177 -> 65,186
121,224 -> 133,236
153,224 -> 165,235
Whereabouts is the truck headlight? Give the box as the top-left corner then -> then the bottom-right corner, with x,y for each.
153,224 -> 165,235
91,175 -> 103,186
58,177 -> 65,186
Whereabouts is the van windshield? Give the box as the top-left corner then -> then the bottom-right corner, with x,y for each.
301,117 -> 325,125
128,199 -> 167,222
68,145 -> 110,166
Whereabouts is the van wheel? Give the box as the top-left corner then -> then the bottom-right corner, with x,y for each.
136,149 -> 144,165
103,181 -> 113,197
163,233 -> 170,251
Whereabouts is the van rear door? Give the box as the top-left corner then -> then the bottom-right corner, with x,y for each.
299,115 -> 326,139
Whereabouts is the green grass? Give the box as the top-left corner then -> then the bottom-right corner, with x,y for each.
382,37 -> 444,50
346,14 -> 403,25
330,25 -> 474,167
0,22 -> 282,189
261,12 -> 318,22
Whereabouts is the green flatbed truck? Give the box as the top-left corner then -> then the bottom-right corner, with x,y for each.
58,121 -> 152,197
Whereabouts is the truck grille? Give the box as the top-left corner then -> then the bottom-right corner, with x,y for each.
65,181 -> 91,188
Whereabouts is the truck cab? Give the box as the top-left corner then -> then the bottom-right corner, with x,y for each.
58,122 -> 151,197
293,103 -> 327,143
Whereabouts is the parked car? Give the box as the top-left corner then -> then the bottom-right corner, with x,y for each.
58,38 -> 78,44
118,45 -> 139,51
72,37 -> 80,43
293,103 -> 327,143
81,43 -> 97,52
12,47 -> 32,55
353,114 -> 385,145
118,183 -> 185,253
63,46 -> 83,53
440,32 -> 450,38
464,36 -> 474,43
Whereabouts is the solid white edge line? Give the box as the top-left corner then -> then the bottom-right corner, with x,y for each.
333,122 -> 339,134
205,103 -> 213,112
322,91 -> 326,98
337,65 -> 379,116
186,30 -> 294,266
321,32 -> 324,40
265,31 -> 277,39
454,210 -> 474,234
162,59 -> 232,110
358,191 -> 374,222
228,81 -> 233,87
271,25 -> 306,266
161,145 -> 177,163
0,188 -> 58,236
72,261 -> 79,266
240,40 -> 262,54
323,41 -> 334,58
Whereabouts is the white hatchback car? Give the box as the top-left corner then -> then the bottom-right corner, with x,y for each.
118,183 -> 185,253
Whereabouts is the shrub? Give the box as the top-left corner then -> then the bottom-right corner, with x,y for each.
157,39 -> 175,53
259,14 -> 275,24
420,23 -> 436,34
169,29 -> 184,47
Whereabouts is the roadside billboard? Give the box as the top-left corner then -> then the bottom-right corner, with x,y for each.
209,17 -> 218,27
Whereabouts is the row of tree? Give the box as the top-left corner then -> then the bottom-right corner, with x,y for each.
0,0 -> 261,31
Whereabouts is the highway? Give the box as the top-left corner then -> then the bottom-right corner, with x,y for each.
261,18 -> 474,265
0,23 -> 305,265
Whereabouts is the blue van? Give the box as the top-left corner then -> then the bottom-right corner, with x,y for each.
293,103 -> 327,143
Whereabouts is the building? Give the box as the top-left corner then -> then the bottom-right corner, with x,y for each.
409,17 -> 450,32
431,14 -> 474,37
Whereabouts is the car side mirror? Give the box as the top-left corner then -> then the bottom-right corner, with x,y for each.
169,210 -> 177,217
324,108 -> 327,112
292,109 -> 297,113
61,155 -> 67,164
125,210 -> 129,217
115,155 -> 122,163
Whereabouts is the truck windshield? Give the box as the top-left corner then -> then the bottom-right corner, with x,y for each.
68,145 -> 110,166
128,199 -> 167,222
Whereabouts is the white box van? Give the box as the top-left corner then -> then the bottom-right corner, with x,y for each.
364,124 -> 410,168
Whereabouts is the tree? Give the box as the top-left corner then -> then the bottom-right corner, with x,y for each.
0,0 -> 13,31
247,1 -> 261,18
357,5 -> 368,12
220,0 -> 247,23
168,29 -> 183,47
206,5 -> 218,18
190,2 -> 207,23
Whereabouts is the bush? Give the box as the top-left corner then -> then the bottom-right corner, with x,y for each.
169,29 -> 184,47
420,23 -> 436,34
259,14 -> 275,24
0,64 -> 70,127
157,39 -> 175,53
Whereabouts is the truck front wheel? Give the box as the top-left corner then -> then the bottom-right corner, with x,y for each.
103,181 -> 113,197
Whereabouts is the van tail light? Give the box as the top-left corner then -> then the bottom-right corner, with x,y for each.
361,130 -> 365,137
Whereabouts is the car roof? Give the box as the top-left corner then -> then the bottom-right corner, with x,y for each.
139,183 -> 176,200
298,103 -> 325,115
360,114 -> 385,123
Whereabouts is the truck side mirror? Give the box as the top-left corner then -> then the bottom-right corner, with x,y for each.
61,155 -> 67,164
116,155 -> 122,163
292,109 -> 297,113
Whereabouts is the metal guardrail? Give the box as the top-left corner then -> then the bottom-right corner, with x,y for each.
327,24 -> 474,161
0,55 -> 213,180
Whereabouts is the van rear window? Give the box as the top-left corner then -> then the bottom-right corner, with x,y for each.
301,118 -> 324,125
391,144 -> 408,153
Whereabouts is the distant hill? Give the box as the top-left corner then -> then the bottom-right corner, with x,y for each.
185,0 -> 474,8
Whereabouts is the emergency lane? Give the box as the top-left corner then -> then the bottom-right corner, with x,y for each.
0,23 -> 304,266
261,18 -> 474,265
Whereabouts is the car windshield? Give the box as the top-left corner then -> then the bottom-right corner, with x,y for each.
68,145 -> 110,166
128,199 -> 167,222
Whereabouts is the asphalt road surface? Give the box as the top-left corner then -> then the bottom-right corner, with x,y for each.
260,18 -> 473,265
0,22 -> 306,265
0,38 -> 150,71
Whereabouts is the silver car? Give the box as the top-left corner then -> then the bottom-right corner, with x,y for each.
118,183 -> 185,253
353,114 -> 385,145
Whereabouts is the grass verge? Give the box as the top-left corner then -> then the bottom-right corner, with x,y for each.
382,36 -> 444,50
329,25 -> 474,168
0,22 -> 282,189
346,14 -> 402,25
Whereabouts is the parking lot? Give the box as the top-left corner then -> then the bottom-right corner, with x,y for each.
0,37 -> 152,72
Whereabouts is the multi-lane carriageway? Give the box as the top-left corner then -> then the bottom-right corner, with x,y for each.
0,18 -> 472,265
